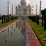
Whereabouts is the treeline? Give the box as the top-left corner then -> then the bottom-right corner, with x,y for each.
41,8 -> 46,30
0,14 -> 18,24
29,16 -> 39,25
29,8 -> 46,30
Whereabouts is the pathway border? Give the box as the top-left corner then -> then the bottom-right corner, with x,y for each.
0,19 -> 19,32
26,20 -> 42,46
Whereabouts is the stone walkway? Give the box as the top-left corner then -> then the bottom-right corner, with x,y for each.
26,20 -> 42,46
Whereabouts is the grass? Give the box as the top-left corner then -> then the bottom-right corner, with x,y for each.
28,19 -> 46,46
0,19 -> 17,28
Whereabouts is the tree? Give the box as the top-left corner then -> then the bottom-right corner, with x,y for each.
41,8 -> 46,30
2,16 -> 3,24
3,15 -> 5,23
41,10 -> 44,27
36,16 -> 39,25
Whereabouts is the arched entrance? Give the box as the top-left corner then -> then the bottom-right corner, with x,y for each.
23,8 -> 27,15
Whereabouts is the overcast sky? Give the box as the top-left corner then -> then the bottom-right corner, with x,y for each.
0,0 -> 46,15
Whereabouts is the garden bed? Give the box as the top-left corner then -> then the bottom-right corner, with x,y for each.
0,19 -> 17,28
28,19 -> 46,46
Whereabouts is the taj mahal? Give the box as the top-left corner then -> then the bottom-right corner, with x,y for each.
16,0 -> 34,15
7,0 -> 41,16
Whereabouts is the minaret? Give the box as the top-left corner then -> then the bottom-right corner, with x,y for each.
16,6 -> 17,15
36,4 -> 38,15
7,0 -> 10,15
40,0 -> 42,16
32,6 -> 34,15
12,5 -> 14,15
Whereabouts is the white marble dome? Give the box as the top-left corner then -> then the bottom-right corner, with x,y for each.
20,0 -> 29,6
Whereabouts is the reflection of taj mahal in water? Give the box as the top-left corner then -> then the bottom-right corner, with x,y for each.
16,0 -> 34,15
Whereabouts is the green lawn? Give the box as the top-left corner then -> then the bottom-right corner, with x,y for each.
28,19 -> 46,46
0,19 -> 17,28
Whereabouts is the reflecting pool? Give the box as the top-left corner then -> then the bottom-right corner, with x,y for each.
0,19 -> 26,46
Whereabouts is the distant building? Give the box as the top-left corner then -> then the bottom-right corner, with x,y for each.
16,0 -> 34,15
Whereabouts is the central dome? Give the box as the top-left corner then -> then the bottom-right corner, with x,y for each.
20,0 -> 29,6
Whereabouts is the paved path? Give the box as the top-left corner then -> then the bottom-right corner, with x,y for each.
26,20 -> 42,46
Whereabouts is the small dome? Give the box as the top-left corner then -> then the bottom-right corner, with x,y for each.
18,4 -> 21,7
28,4 -> 31,7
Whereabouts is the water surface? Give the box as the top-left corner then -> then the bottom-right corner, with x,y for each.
0,20 -> 26,46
